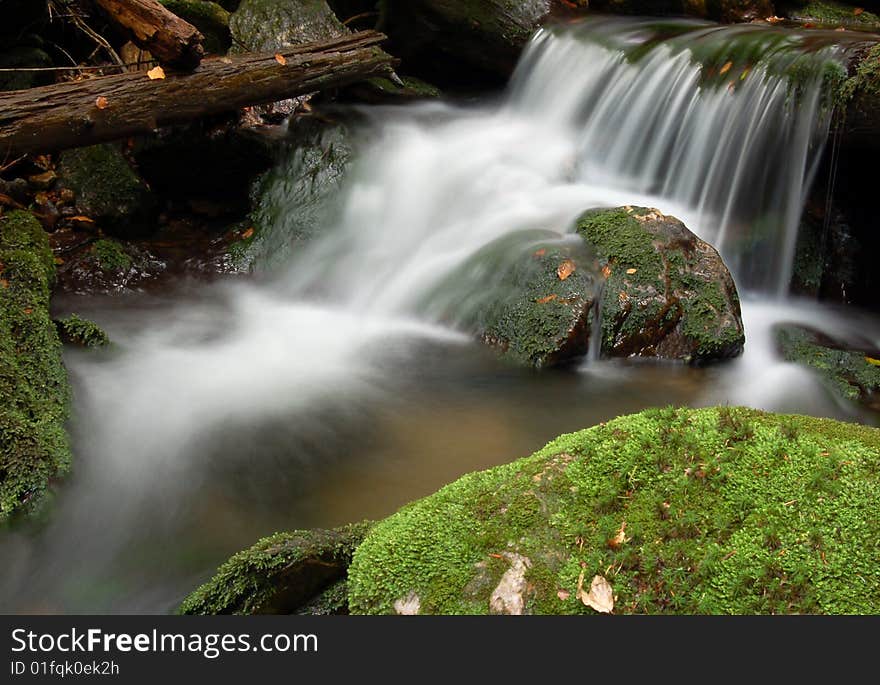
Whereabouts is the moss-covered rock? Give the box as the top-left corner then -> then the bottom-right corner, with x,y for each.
0,45 -> 52,92
160,0 -> 231,54
56,144 -> 157,238
55,314 -> 110,348
579,207 -> 744,363
230,0 -> 348,52
0,210 -> 71,523
349,406 -> 880,614
783,0 -> 880,29
777,324 -> 880,409
179,521 -> 372,614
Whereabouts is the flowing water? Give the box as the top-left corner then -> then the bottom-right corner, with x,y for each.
2,18 -> 878,614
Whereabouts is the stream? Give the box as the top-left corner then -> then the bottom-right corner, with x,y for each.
2,17 -> 878,614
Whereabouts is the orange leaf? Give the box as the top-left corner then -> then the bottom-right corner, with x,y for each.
147,66 -> 165,80
241,227 -> 255,240
601,264 -> 612,279
274,53 -> 287,66
626,268 -> 637,275
23,307 -> 32,315
854,7 -> 865,15
557,259 -> 575,281
536,294 -> 558,304
533,248 -> 546,257
0,279 -> 8,288
607,521 -> 629,549
95,96 -> 109,109
719,61 -> 732,75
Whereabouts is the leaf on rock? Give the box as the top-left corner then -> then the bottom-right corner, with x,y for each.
577,571 -> 614,614
0,279 -> 7,289
626,268 -> 637,275
274,53 -> 287,66
533,248 -> 546,257
608,521 -> 629,549
601,264 -> 612,279
536,294 -> 558,304
557,259 -> 576,281
866,356 -> 880,366
95,96 -> 109,110
557,589 -> 570,601
719,61 -> 732,75
147,66 -> 165,80
854,7 -> 865,16
241,227 -> 255,240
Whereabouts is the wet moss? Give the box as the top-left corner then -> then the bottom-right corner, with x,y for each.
178,521 -> 372,614
349,406 -> 880,614
787,1 -> 880,29
56,314 -> 110,348
92,239 -> 133,272
0,211 -> 71,523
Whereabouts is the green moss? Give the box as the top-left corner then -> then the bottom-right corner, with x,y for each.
349,406 -> 880,614
160,0 -> 231,54
56,314 -> 110,348
56,144 -> 156,235
788,1 -> 880,28
230,0 -> 347,53
837,43 -> 880,112
777,325 -> 880,404
92,239 -> 132,272
0,211 -> 71,523
179,521 -> 372,614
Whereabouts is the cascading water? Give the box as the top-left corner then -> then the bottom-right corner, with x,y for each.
2,18 -> 875,614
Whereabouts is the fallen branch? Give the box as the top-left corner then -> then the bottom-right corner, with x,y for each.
0,31 -> 395,158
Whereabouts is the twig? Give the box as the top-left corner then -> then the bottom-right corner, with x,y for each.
0,63 -> 153,73
0,155 -> 26,175
342,11 -> 378,27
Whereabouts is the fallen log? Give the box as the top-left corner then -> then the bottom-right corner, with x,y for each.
92,0 -> 205,70
0,31 -> 395,158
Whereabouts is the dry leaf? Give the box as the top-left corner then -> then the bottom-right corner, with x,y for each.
536,294 -> 558,304
533,248 -> 546,257
274,53 -> 287,66
241,227 -> 255,240
54,257 -> 65,265
557,589 -> 570,601
147,66 -> 166,80
557,259 -> 575,281
23,307 -> 32,315
577,571 -> 614,614
0,279 -> 8,289
626,268 -> 637,275
765,15 -> 783,23
719,61 -> 733,75
854,7 -> 864,15
866,356 -> 880,366
601,264 -> 612,279
608,521 -> 629,549
95,96 -> 109,110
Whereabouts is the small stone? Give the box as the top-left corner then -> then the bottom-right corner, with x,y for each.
393,591 -> 421,615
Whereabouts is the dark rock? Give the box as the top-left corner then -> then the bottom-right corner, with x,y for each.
159,0 -> 232,54
56,144 -> 158,239
229,0 -> 349,53
0,45 -> 52,92
178,521 -> 373,614
52,237 -> 165,295
777,323 -> 880,410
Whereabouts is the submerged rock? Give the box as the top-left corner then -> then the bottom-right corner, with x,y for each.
179,521 -> 372,614
466,207 -> 744,368
0,211 -> 71,522
348,406 -> 880,614
56,144 -> 157,239
777,324 -> 880,410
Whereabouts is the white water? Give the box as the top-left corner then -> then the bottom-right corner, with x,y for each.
3,18 -> 874,613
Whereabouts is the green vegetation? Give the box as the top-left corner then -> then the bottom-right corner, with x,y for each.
349,406 -> 880,614
92,239 -> 132,272
0,211 -> 71,523
179,521 -> 372,614
788,1 -> 880,29
56,314 -> 110,348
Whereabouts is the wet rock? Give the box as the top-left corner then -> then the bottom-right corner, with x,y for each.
56,144 -> 158,239
159,0 -> 232,54
348,406 -> 880,614
781,0 -> 880,30
776,324 -> 880,410
178,521 -> 372,614
338,74 -> 442,104
591,0 -> 773,22
230,0 -> 348,53
382,0 -> 574,83
464,207 -> 744,368
52,236 -> 165,295
0,210 -> 71,523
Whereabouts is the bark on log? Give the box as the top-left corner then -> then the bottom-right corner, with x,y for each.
0,31 -> 395,158
92,0 -> 205,69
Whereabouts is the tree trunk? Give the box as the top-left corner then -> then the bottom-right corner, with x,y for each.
0,31 -> 394,157
92,0 -> 205,69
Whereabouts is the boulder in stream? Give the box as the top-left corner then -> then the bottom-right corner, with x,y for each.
348,406 -> 880,614
472,207 -> 745,367
230,0 -> 349,52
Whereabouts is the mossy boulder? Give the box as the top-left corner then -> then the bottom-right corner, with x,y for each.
782,1 -> 880,29
159,0 -> 231,54
777,324 -> 880,410
594,0 -> 774,22
580,207 -> 744,363
0,210 -> 71,523
349,406 -> 880,614
56,144 -> 157,238
230,0 -> 348,53
464,207 -> 744,367
179,521 -> 372,614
